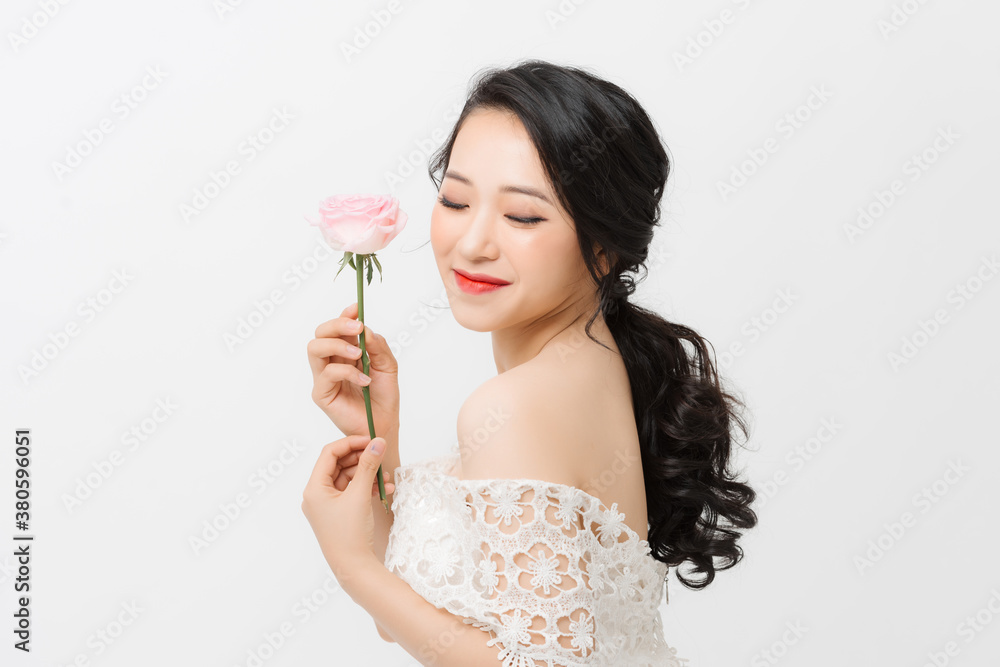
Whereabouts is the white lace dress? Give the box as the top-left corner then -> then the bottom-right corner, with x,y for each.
384,450 -> 689,667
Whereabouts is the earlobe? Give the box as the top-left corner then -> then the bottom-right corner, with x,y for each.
594,244 -> 612,278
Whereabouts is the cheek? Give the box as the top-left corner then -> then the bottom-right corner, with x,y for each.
429,209 -> 451,261
518,234 -> 585,291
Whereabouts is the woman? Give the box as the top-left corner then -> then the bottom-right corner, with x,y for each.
301,59 -> 757,666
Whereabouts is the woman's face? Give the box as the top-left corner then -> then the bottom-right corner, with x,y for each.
430,107 -> 593,333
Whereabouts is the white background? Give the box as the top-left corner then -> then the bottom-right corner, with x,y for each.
2,1 -> 999,666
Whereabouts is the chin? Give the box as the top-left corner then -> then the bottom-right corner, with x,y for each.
448,302 -> 502,333
439,271 -> 508,332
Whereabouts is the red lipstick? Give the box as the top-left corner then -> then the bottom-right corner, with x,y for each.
453,269 -> 511,295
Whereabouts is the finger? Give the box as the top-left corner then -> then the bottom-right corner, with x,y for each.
312,302 -> 362,342
307,340 -> 364,384
334,469 -> 351,492
312,365 -> 373,407
373,481 -> 395,496
308,302 -> 363,376
335,464 -> 394,496
330,437 -> 384,489
347,437 -> 387,500
338,466 -> 356,484
357,324 -> 397,374
305,434 -> 370,492
306,337 -> 364,378
332,451 -> 364,491
334,461 -> 362,491
336,449 -> 363,470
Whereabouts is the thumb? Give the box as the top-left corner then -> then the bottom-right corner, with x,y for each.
353,437 -> 386,494
361,326 -> 398,372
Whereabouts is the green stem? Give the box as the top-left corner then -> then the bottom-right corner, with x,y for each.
356,253 -> 389,513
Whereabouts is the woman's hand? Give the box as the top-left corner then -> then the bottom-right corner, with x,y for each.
307,302 -> 400,440
301,434 -> 396,582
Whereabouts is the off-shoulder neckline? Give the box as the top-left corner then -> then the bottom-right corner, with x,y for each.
400,451 -> 656,554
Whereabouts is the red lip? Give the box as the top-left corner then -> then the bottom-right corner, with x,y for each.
453,269 -> 511,295
453,269 -> 511,285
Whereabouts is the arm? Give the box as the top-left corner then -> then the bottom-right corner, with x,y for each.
343,556 -> 503,666
358,373 -> 603,662
370,424 -> 401,643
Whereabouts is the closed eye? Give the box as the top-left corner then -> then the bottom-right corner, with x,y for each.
437,195 -> 545,225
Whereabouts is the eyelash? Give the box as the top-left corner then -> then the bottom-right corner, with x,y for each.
437,195 -> 544,225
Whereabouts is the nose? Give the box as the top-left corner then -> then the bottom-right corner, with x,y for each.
455,205 -> 499,261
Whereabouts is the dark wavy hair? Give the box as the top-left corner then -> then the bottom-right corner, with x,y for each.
427,59 -> 757,590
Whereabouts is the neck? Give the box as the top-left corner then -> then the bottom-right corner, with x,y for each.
490,292 -> 611,374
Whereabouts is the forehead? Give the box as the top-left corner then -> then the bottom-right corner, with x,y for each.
449,108 -> 548,185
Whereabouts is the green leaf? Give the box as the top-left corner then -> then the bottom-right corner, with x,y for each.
372,254 -> 383,283
348,255 -> 356,271
366,254 -> 373,285
334,252 -> 352,281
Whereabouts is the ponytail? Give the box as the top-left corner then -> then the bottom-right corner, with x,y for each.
589,285 -> 758,590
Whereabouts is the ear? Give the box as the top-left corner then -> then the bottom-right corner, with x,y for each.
593,243 -> 613,278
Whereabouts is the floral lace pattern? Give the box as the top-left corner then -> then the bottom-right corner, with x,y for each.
384,452 -> 689,667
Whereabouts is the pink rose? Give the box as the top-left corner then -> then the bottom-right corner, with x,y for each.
305,194 -> 408,254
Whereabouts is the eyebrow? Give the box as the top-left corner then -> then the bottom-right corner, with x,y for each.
443,169 -> 553,206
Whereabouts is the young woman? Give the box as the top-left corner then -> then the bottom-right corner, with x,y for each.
302,59 -> 758,666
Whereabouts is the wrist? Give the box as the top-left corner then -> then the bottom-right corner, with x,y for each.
380,423 -> 400,464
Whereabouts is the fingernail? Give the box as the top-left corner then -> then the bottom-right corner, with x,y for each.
369,438 -> 384,455
357,372 -> 371,385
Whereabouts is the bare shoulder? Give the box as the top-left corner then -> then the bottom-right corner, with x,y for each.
456,364 -> 576,485
456,339 -> 634,489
